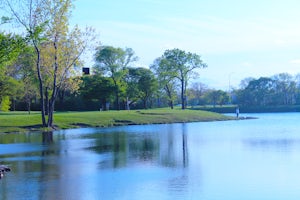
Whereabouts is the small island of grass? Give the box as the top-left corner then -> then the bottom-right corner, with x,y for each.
0,108 -> 233,133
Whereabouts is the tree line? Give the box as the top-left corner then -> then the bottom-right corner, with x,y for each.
185,73 -> 300,108
233,73 -> 300,106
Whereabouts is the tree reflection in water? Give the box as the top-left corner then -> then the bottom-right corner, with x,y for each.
42,131 -> 53,144
85,124 -> 189,169
182,124 -> 188,168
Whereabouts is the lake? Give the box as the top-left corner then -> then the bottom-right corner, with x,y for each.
1,113 -> 300,199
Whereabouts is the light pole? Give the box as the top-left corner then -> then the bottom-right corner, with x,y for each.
228,72 -> 235,104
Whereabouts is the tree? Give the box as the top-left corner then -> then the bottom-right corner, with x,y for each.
7,45 -> 38,113
5,0 -> 94,127
204,89 -> 229,107
4,0 -> 49,124
153,49 -> 207,109
237,77 -> 275,106
94,46 -> 138,110
125,67 -> 143,109
187,82 -> 208,106
0,32 -> 24,109
127,67 -> 157,109
294,74 -> 300,104
239,77 -> 255,89
0,32 -> 24,67
80,75 -> 115,111
151,57 -> 178,109
272,73 -> 296,105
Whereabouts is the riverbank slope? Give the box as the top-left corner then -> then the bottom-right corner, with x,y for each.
0,109 -> 233,133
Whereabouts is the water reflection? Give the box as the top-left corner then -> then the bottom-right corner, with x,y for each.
182,124 -> 188,168
42,131 -> 53,144
79,126 -> 190,170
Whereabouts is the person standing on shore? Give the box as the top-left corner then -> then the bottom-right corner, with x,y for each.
236,106 -> 240,118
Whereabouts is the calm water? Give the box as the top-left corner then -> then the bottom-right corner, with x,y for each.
1,113 -> 300,199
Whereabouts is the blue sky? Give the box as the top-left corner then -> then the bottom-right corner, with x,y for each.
72,0 -> 300,89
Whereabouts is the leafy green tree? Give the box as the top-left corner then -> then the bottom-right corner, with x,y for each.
127,67 -> 157,109
94,46 -> 138,110
7,45 -> 38,113
218,90 -> 230,106
0,78 -> 20,111
204,89 -> 229,107
4,0 -> 49,124
80,75 -> 115,111
239,77 -> 255,89
0,33 -> 24,67
126,67 -> 143,109
272,73 -> 296,105
151,57 -> 178,109
237,77 -> 275,106
152,49 -> 207,109
187,82 -> 208,106
0,96 -> 10,111
5,0 -> 94,127
137,69 -> 158,109
0,32 -> 24,108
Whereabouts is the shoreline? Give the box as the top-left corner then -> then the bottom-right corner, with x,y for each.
0,109 -> 234,134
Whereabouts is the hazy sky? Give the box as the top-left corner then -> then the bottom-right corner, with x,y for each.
72,0 -> 300,89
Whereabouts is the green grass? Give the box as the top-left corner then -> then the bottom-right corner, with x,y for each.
0,108 -> 233,133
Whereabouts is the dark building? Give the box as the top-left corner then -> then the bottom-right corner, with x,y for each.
82,67 -> 90,75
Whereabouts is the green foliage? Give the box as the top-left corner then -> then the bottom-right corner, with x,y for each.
0,32 -> 25,68
235,73 -> 300,106
127,67 -> 158,109
94,46 -> 138,109
236,77 -> 276,106
187,82 -> 208,106
1,16 -> 12,25
204,90 -> 229,107
0,96 -> 11,111
0,74 -> 21,102
80,75 -> 115,110
94,46 -> 138,75
151,48 -> 207,109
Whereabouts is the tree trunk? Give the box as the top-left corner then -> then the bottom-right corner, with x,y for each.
126,97 -> 130,110
165,85 -> 174,109
181,79 -> 185,110
101,98 -> 106,111
48,98 -> 56,128
34,45 -> 46,127
27,99 -> 31,115
116,92 -> 120,110
169,100 -> 174,109
113,79 -> 120,110
47,37 -> 59,128
143,98 -> 147,109
45,87 -> 49,116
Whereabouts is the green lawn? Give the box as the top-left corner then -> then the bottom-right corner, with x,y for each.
0,108 -> 233,133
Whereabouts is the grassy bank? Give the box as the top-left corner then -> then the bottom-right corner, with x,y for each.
0,109 -> 233,133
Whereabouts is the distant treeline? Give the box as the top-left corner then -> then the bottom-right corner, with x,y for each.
11,72 -> 300,112
193,105 -> 300,113
233,73 -> 300,106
